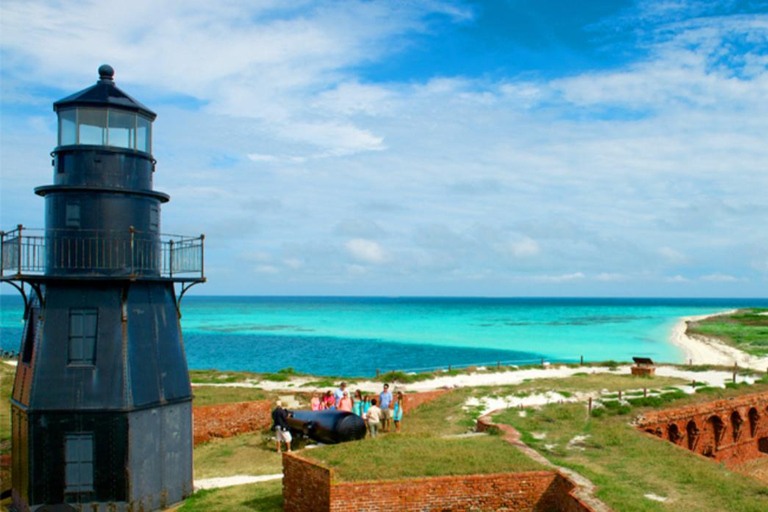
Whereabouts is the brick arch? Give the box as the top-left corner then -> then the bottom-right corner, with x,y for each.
687,420 -> 700,450
731,410 -> 744,442
749,408 -> 760,437
705,415 -> 726,455
667,423 -> 683,444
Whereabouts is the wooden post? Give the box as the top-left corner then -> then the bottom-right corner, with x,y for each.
580,355 -> 584,366
376,368 -> 380,378
692,379 -> 696,389
588,397 -> 593,414
733,364 -> 738,384
618,390 -> 622,400
643,388 -> 647,398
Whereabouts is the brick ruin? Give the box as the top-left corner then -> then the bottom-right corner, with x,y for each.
282,452 -> 592,512
635,391 -> 768,466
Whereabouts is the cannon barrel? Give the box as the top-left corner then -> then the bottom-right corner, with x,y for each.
287,410 -> 366,444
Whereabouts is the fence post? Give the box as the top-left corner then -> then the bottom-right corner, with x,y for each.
17,224 -> 23,276
580,355 -> 584,366
618,390 -> 622,400
376,368 -> 380,378
200,234 -> 205,280
0,230 -> 4,278
169,239 -> 174,278
588,397 -> 592,415
129,226 -> 135,277
643,388 -> 647,398
733,364 -> 738,384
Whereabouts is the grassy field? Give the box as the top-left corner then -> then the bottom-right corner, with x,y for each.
192,385 -> 270,406
0,363 -> 13,456
193,432 -> 283,480
179,480 -> 282,512
495,399 -> 768,511
687,308 -> 768,357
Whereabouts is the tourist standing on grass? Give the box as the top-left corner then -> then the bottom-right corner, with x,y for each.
352,390 -> 363,416
323,390 -> 335,410
334,382 -> 347,407
393,391 -> 404,433
271,400 -> 292,453
366,398 -> 382,438
339,390 -> 353,412
310,392 -> 321,411
379,383 -> 393,432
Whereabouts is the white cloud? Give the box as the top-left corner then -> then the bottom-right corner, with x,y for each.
255,265 -> 279,274
509,237 -> 540,258
533,272 -> 586,283
665,275 -> 691,283
700,273 -> 745,282
657,247 -> 688,264
345,238 -> 388,264
596,273 -> 626,282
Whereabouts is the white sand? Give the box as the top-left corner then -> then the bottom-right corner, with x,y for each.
2,360 -> 17,367
670,310 -> 768,371
194,474 -> 282,490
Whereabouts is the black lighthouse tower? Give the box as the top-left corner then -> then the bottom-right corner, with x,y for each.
1,66 -> 205,511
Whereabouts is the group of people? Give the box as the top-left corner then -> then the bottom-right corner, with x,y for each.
271,382 -> 406,452
311,382 -> 404,438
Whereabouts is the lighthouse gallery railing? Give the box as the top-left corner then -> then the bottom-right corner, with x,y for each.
0,226 -> 204,280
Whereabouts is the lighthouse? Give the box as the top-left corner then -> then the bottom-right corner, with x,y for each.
1,65 -> 205,511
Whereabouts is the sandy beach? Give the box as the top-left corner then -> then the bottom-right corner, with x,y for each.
670,310 -> 768,371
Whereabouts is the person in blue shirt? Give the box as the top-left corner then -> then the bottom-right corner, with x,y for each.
379,383 -> 393,432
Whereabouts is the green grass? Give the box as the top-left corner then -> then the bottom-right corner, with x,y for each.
192,386 -> 270,406
495,401 -> 768,511
189,369 -> 258,384
687,308 -> 768,357
0,363 -> 14,455
193,432 -> 283,480
179,480 -> 282,512
309,434 -> 544,482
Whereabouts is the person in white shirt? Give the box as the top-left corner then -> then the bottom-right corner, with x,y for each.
366,398 -> 382,438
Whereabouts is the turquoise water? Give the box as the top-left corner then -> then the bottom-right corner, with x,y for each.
2,296 -> 767,376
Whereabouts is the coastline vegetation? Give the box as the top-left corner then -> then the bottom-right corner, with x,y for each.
687,308 -> 768,357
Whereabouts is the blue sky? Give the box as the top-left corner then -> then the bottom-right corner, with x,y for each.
1,0 -> 767,297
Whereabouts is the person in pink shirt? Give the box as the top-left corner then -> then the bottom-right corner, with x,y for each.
310,392 -> 321,411
338,390 -> 353,412
323,390 -> 335,410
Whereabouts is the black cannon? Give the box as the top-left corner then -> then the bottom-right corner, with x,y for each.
287,410 -> 366,444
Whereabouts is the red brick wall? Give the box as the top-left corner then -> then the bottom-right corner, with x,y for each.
283,453 -> 331,512
635,391 -> 768,466
192,400 -> 272,445
283,454 -> 592,512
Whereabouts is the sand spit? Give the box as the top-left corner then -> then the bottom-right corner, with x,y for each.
670,310 -> 768,371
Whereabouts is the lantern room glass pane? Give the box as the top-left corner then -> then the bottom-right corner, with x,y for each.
136,115 -> 152,153
108,110 -> 136,149
59,109 -> 77,146
78,108 -> 107,145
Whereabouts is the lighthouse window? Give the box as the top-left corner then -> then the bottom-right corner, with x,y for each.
65,433 -> 94,493
68,308 -> 98,366
136,114 -> 152,153
108,110 -> 136,149
78,108 -> 107,146
66,202 -> 81,228
59,109 -> 77,146
150,205 -> 160,232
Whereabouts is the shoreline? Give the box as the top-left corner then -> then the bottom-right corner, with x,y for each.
670,309 -> 768,371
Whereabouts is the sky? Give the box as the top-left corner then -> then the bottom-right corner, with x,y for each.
1,0 -> 767,297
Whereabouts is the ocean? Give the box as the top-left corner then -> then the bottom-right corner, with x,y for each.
1,296 -> 767,377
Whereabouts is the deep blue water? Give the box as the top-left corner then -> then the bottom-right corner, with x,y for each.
2,295 -> 767,377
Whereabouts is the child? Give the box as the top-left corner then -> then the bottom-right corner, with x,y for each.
323,390 -> 335,410
393,391 -> 404,433
366,398 -> 382,438
338,390 -> 353,412
310,392 -> 321,411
